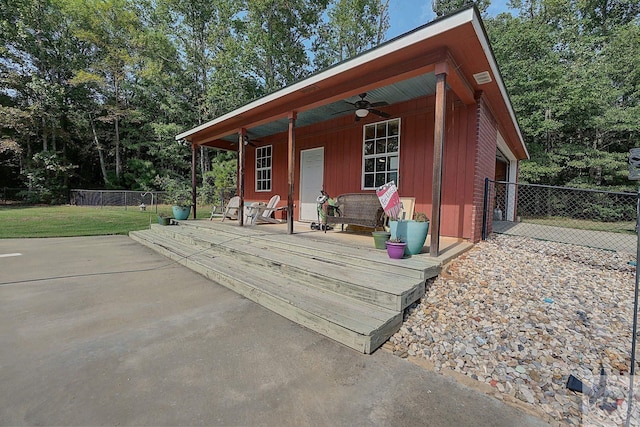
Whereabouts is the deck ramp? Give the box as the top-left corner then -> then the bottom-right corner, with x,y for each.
130,221 -> 441,353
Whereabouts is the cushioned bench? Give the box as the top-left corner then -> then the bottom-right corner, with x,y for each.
324,193 -> 385,231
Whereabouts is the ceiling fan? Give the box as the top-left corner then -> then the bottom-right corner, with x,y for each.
334,93 -> 390,121
230,134 -> 258,148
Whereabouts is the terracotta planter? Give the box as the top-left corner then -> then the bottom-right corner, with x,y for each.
385,241 -> 407,259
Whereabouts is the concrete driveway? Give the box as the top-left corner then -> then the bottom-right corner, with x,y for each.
0,236 -> 548,426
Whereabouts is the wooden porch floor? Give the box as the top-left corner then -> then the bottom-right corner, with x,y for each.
130,219 -> 472,353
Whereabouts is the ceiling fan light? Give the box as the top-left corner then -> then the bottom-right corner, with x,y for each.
355,108 -> 369,118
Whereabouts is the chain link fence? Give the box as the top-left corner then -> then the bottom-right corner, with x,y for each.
69,187 -> 238,212
483,180 -> 637,254
70,189 -> 168,211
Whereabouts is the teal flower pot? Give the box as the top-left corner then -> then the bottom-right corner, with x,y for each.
172,205 -> 191,220
389,220 -> 430,255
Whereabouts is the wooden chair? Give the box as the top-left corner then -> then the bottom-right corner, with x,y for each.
220,196 -> 240,222
245,195 -> 287,225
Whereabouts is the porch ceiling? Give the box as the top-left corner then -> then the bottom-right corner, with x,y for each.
220,73 -> 438,143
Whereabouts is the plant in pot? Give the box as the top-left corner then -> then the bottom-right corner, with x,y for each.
166,180 -> 192,221
389,211 -> 430,256
157,212 -> 172,226
372,219 -> 392,250
385,237 -> 407,259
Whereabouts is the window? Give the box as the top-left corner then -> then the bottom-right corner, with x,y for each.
362,118 -> 400,189
256,145 -> 272,192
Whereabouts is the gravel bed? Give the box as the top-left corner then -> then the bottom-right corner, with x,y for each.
388,234 -> 637,426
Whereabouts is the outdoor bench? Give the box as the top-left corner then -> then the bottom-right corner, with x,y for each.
324,193 -> 385,231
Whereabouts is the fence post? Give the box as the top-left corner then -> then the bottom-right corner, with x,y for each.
124,191 -> 127,210
100,191 -> 103,209
481,178 -> 489,240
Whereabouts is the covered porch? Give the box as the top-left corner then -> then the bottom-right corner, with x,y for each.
178,6 -> 528,257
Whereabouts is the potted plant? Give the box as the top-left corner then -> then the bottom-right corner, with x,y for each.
385,237 -> 407,259
372,229 -> 391,249
157,213 -> 172,226
166,180 -> 192,221
389,212 -> 430,256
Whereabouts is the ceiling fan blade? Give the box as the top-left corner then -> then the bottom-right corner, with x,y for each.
370,109 -> 391,118
332,109 -> 356,115
369,101 -> 389,108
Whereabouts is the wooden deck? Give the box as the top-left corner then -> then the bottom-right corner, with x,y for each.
130,219 -> 472,353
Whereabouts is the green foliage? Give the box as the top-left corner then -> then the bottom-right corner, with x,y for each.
243,0 -> 329,92
22,152 -> 77,204
154,176 -> 192,206
433,0 -> 490,17
414,212 -> 429,222
313,0 -> 390,69
1,0 -> 637,200
486,5 -> 640,190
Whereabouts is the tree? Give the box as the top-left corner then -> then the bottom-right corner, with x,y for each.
242,0 -> 329,92
486,1 -> 640,189
0,0 -> 82,192
432,0 -> 490,17
63,0 -> 143,183
313,0 -> 390,69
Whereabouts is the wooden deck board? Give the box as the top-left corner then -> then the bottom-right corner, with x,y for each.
130,221 -> 470,353
131,230 -> 402,352
149,224 -> 427,311
178,222 -> 436,280
155,224 -> 424,294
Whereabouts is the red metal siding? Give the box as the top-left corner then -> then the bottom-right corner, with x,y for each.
242,92 -> 488,240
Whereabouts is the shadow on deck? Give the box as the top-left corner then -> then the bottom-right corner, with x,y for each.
130,219 -> 472,353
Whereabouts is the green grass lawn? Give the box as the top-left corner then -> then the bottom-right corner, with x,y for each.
522,217 -> 636,234
0,205 -> 212,238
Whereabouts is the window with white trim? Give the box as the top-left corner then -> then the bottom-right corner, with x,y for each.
362,118 -> 400,189
256,145 -> 272,192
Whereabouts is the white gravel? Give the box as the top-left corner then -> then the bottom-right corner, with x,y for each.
389,234 -> 638,426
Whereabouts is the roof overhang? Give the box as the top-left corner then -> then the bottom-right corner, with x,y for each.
176,6 -> 528,160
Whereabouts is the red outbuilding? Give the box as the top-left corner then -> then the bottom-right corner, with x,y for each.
176,5 -> 528,256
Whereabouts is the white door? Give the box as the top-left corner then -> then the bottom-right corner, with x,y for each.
299,147 -> 324,221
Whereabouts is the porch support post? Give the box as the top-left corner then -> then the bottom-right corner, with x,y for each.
430,68 -> 447,257
238,128 -> 246,226
191,143 -> 197,219
287,112 -> 297,234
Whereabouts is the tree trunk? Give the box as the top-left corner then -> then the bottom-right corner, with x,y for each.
114,78 -> 122,180
51,116 -> 57,152
90,113 -> 109,186
200,146 -> 211,184
42,116 -> 48,152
